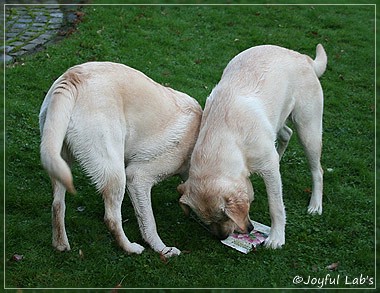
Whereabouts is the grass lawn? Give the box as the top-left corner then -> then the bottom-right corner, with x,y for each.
4,2 -> 376,290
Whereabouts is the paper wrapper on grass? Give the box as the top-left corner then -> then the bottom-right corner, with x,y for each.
221,221 -> 271,254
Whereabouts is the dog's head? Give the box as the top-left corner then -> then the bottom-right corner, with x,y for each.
178,177 -> 254,240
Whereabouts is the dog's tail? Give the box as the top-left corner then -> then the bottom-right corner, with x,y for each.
313,44 -> 327,78
39,69 -> 81,194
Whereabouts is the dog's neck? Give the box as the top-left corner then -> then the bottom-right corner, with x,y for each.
190,127 -> 249,181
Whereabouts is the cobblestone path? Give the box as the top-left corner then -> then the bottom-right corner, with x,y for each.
3,1 -> 71,63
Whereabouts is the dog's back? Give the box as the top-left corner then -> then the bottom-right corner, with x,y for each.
221,44 -> 326,84
204,45 -> 327,137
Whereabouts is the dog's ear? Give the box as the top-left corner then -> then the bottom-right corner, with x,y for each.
223,195 -> 250,232
178,183 -> 192,217
179,194 -> 192,217
177,183 -> 186,195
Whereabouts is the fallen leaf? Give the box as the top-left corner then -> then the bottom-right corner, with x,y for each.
12,254 -> 24,262
112,274 -> 127,292
75,11 -> 85,18
326,262 -> 339,271
159,253 -> 168,264
111,283 -> 122,293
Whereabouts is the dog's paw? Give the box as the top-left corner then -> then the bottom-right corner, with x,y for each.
160,246 -> 181,258
307,203 -> 322,215
264,233 -> 285,249
308,194 -> 323,215
127,242 -> 145,255
53,241 -> 71,252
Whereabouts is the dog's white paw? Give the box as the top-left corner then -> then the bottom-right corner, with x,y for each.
264,233 -> 285,249
127,242 -> 145,255
54,243 -> 71,252
160,246 -> 181,258
53,240 -> 71,252
307,203 -> 322,215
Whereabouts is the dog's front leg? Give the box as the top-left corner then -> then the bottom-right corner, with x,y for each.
261,158 -> 286,249
126,166 -> 181,258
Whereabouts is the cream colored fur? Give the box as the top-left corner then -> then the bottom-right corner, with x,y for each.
39,62 -> 202,257
179,44 -> 327,249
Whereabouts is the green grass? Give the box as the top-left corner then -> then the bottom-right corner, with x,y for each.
4,3 -> 376,290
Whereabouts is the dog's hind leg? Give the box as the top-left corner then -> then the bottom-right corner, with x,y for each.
276,125 -> 293,160
52,179 -> 71,251
293,100 -> 323,215
126,164 -> 181,257
299,126 -> 323,215
51,146 -> 72,251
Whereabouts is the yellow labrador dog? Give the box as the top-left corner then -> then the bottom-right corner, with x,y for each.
178,44 -> 327,249
39,62 -> 202,257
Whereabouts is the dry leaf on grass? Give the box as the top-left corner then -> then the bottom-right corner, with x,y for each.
111,275 -> 127,292
12,254 -> 24,262
326,262 -> 339,271
159,253 -> 168,264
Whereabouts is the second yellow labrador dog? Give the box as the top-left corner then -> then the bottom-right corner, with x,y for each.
39,62 -> 202,257
178,44 -> 327,249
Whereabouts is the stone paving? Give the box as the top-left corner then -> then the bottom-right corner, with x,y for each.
3,1 -> 78,63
